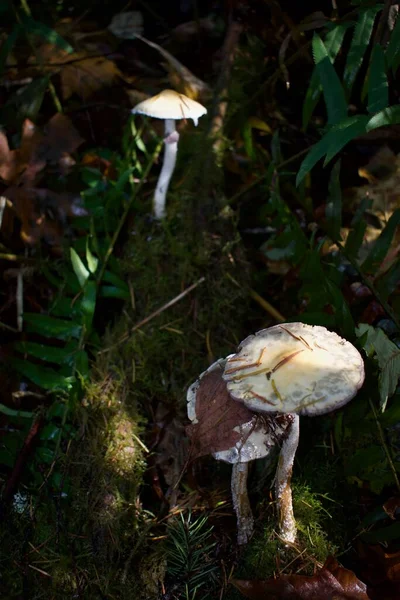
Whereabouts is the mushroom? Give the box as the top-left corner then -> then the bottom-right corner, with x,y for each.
187,358 -> 291,545
222,323 -> 365,544
131,89 -> 207,219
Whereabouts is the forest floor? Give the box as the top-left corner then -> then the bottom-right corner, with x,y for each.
1,1 -> 400,599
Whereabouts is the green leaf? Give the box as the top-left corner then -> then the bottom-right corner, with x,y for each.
0,403 -> 34,418
366,104 -> 400,130
99,285 -> 131,300
102,270 -> 129,290
296,133 -> 333,185
3,76 -> 50,123
296,116 -> 368,185
80,280 -> 96,331
375,258 -> 400,301
326,159 -> 342,240
21,17 -> 74,53
70,248 -> 90,288
14,341 -> 73,364
323,115 -> 369,164
343,6 -> 383,94
0,25 -> 20,76
385,13 -> 400,71
11,357 -> 75,391
361,209 -> 400,273
302,23 -> 351,129
345,220 -> 367,259
24,313 -> 82,340
356,323 -> 400,410
312,34 -> 347,125
367,44 -> 389,113
86,239 -> 99,274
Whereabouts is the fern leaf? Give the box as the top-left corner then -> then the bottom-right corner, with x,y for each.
376,257 -> 400,301
11,357 -> 75,391
357,323 -> 400,410
14,341 -> 75,364
296,132 -> 334,185
302,22 -> 351,129
324,115 -> 369,164
312,34 -> 347,125
343,6 -> 383,94
367,44 -> 389,113
23,313 -> 82,339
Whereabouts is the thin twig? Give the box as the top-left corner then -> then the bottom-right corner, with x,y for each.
100,277 -> 206,353
249,289 -> 285,322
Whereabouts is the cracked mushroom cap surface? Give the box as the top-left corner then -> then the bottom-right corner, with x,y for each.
222,323 -> 365,417
187,359 -> 290,464
131,89 -> 207,126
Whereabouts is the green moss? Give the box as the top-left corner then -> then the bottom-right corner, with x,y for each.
225,482 -> 339,600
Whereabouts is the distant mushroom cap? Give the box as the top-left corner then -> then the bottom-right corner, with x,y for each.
187,358 -> 289,464
131,89 -> 207,126
223,323 -> 365,417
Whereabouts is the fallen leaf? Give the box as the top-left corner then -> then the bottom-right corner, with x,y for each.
186,366 -> 256,458
60,56 -> 122,100
4,186 -> 86,246
232,556 -> 371,599
0,115 -> 83,185
187,365 -> 287,459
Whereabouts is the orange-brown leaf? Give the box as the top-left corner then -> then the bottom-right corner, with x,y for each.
232,557 -> 371,600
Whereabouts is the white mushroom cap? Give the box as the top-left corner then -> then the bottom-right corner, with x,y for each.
131,89 -> 207,126
223,323 -> 365,417
187,358 -> 290,465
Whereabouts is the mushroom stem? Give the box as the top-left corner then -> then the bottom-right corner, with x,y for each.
153,119 -> 179,219
231,462 -> 254,545
275,413 -> 300,544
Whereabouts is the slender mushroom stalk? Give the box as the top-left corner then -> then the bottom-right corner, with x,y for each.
223,323 -> 365,545
131,89 -> 207,219
231,462 -> 254,545
186,359 -> 289,546
154,119 -> 179,219
275,414 -> 299,544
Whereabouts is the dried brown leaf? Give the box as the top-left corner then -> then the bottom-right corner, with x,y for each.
232,557 -> 371,600
186,367 -> 256,459
0,115 -> 83,185
5,186 -> 85,246
60,56 -> 121,100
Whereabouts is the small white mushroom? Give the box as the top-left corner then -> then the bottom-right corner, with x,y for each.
131,89 -> 207,219
187,358 -> 289,545
223,323 -> 365,544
